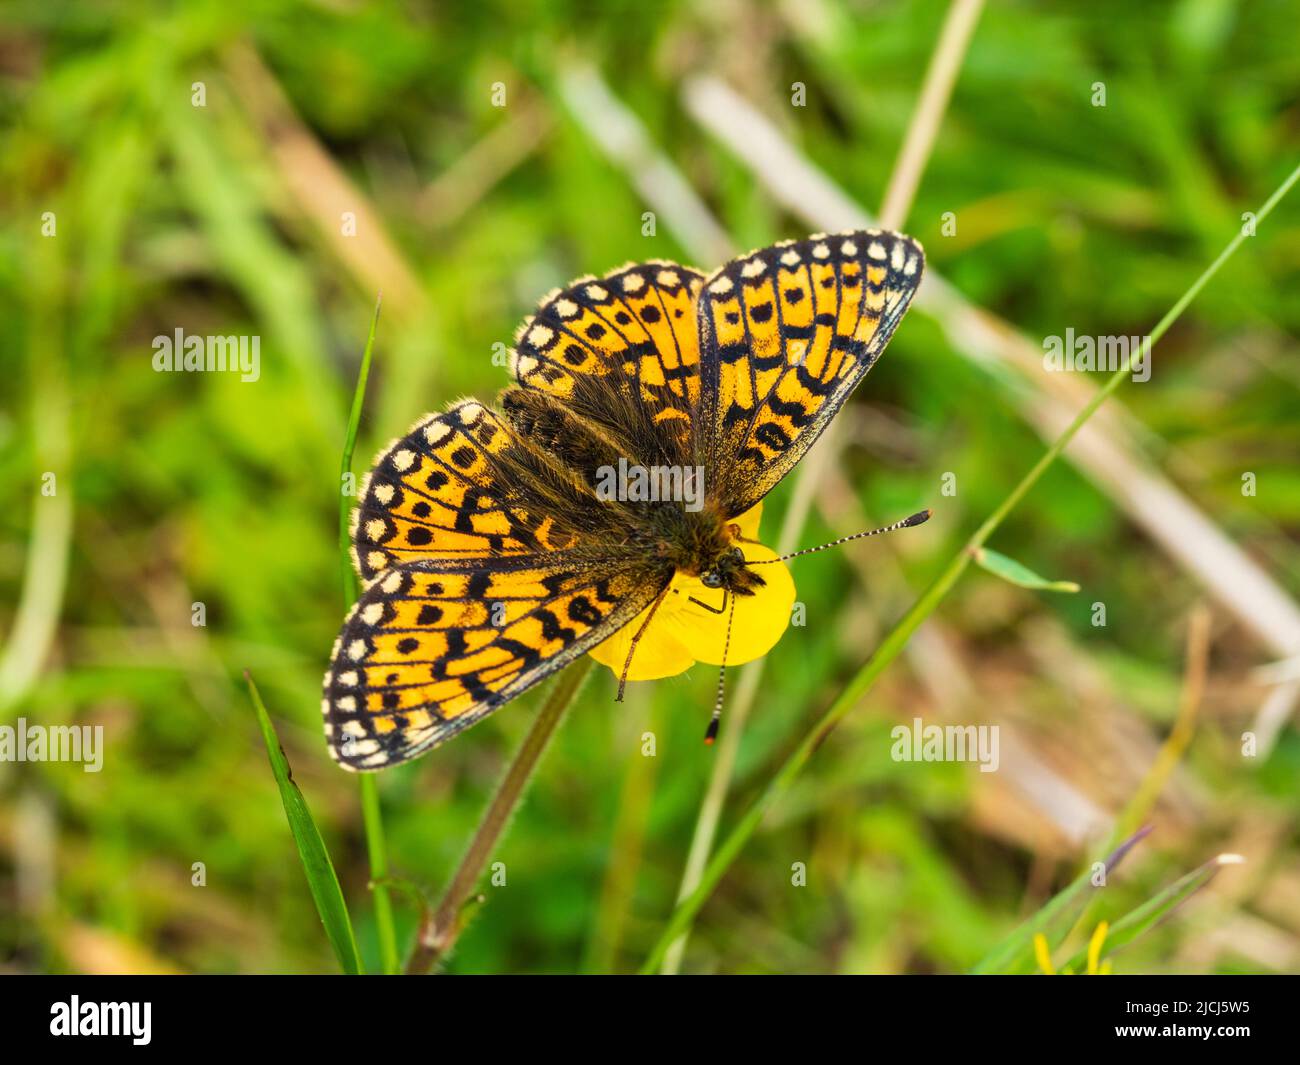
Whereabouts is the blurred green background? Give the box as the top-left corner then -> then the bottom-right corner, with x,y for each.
2,0 -> 1299,974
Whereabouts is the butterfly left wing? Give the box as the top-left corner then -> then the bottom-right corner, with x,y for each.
350,399 -> 624,582
324,552 -> 668,770
695,229 -> 924,516
333,396 -> 669,769
510,261 -> 707,468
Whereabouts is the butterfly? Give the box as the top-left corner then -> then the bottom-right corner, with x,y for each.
323,229 -> 925,770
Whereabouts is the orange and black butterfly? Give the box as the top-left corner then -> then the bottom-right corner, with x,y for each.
323,230 -> 925,770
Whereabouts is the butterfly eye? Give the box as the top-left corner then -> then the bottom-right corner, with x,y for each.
700,570 -> 723,589
728,547 -> 744,563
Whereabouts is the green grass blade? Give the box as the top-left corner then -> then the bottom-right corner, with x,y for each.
970,825 -> 1152,974
340,294 -> 383,606
337,294 -> 400,974
1060,853 -> 1245,972
359,772 -> 399,974
245,671 -> 362,974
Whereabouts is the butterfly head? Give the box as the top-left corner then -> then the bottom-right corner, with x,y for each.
694,512 -> 768,598
698,544 -> 763,596
651,505 -> 766,597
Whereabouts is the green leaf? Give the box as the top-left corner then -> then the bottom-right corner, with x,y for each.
971,825 -> 1151,974
245,671 -> 363,974
340,294 -> 383,607
970,546 -> 1080,593
1060,853 -> 1244,971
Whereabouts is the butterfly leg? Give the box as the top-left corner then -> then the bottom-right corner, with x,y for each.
615,584 -> 672,703
672,587 -> 728,614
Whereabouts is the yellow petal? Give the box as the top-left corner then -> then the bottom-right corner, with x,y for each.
657,540 -> 794,666
1033,933 -> 1056,976
588,525 -> 795,681
1086,921 -> 1109,976
732,501 -> 764,541
589,603 -> 695,681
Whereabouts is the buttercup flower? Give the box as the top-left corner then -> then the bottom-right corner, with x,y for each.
590,504 -> 796,681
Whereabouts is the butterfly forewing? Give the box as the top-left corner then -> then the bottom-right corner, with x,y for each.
696,229 -> 924,516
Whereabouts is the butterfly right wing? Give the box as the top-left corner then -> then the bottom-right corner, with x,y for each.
324,552 -> 668,770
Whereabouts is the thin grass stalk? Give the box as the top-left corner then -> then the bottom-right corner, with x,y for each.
339,295 -> 400,974
406,656 -> 594,974
0,234 -> 73,714
878,0 -> 985,229
1058,604 -> 1213,954
1109,604 -> 1211,851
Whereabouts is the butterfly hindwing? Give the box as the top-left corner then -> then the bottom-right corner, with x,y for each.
324,553 -> 670,769
511,261 -> 707,468
696,229 -> 924,516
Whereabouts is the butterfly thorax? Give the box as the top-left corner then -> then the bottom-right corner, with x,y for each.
502,386 -> 760,593
500,386 -> 625,488
647,503 -> 765,597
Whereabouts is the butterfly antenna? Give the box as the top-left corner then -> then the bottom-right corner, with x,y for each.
749,509 -> 932,565
617,584 -> 671,702
706,591 -> 736,745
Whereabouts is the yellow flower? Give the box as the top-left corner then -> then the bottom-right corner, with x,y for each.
589,503 -> 796,681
